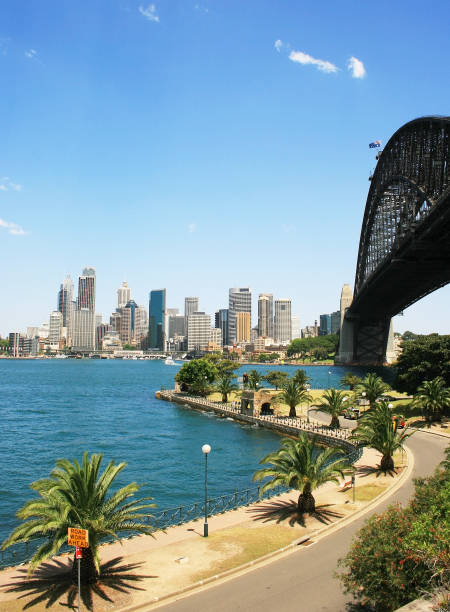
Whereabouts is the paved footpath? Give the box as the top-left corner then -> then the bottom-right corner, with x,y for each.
154,431 -> 448,612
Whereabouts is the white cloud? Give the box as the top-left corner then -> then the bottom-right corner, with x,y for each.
0,218 -> 28,236
188,223 -> 196,233
347,56 -> 366,79
289,49 -> 338,74
138,4 -> 160,22
194,4 -> 209,13
274,39 -> 283,53
0,178 -> 22,191
25,48 -> 37,59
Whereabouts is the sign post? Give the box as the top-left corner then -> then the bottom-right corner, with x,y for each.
68,528 -> 89,612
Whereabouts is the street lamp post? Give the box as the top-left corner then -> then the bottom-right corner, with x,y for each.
328,370 -> 331,389
306,384 -> 311,423
202,444 -> 211,537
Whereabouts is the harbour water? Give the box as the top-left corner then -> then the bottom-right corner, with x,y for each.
0,359 -> 371,545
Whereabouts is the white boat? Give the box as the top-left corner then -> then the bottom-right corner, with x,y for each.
164,355 -> 178,365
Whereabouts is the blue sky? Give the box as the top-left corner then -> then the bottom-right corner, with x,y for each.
1,0 -> 449,337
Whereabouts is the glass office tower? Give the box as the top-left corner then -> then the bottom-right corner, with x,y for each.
148,289 -> 166,350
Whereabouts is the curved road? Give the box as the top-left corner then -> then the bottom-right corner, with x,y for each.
158,431 -> 447,612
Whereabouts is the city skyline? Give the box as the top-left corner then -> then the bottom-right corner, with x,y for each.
1,1 -> 449,337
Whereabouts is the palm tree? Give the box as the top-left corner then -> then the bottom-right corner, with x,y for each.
278,380 -> 312,418
340,372 -> 362,391
356,373 -> 391,410
247,370 -> 262,390
315,388 -> 349,429
1,453 -> 155,584
292,369 -> 311,389
350,400 -> 413,471
215,372 -> 239,403
413,377 -> 450,423
253,433 -> 352,513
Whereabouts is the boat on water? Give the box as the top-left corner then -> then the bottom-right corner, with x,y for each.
164,355 -> 178,365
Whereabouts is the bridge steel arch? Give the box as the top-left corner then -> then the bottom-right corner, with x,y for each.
337,116 -> 450,364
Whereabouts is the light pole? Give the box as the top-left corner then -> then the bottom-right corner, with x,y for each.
202,444 -> 211,537
328,370 -> 331,389
306,384 -> 311,423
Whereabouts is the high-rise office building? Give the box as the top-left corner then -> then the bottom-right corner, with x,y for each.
258,294 -> 273,338
96,323 -> 112,350
236,312 -> 251,343
319,314 -> 332,336
274,299 -> 292,344
57,275 -> 74,332
168,314 -> 185,339
48,311 -> 63,346
72,309 -> 96,351
186,312 -> 211,352
117,282 -> 131,309
184,297 -> 199,325
228,288 -> 251,345
77,267 -> 96,311
215,309 -> 229,346
331,311 -> 340,335
134,305 -> 148,346
149,289 -> 166,350
291,315 -> 301,339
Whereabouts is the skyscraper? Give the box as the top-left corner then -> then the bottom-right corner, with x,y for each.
215,309 -> 229,346
274,299 -> 292,344
48,311 -> 63,346
258,293 -> 273,338
236,312 -> 251,343
319,314 -> 331,336
291,315 -> 301,339
184,297 -> 199,324
149,289 -> 166,350
77,267 -> 96,311
117,282 -> 131,309
331,311 -> 340,335
228,288 -> 251,345
71,267 -> 97,351
57,275 -> 74,332
186,312 -> 211,352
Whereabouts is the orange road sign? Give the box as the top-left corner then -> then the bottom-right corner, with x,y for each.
68,528 -> 89,548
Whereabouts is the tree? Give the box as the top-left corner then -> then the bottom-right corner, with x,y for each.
394,334 -> 450,394
286,335 -> 339,358
356,373 -> 391,410
175,358 -> 218,396
122,343 -> 137,350
277,380 -> 312,418
337,453 -> 450,611
340,372 -> 362,391
246,370 -> 262,390
1,453 -> 155,584
412,376 -> 450,423
263,370 -> 289,390
253,433 -> 352,513
350,400 -> 413,471
215,372 -> 239,403
315,388 -> 349,429
292,369 -> 311,389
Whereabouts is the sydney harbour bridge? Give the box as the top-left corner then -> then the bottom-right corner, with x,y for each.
336,116 -> 450,365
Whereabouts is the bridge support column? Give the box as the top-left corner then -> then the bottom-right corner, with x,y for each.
385,320 -> 396,364
336,317 -> 356,364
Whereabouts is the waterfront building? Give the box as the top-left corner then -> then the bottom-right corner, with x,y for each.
319,314 -> 331,336
96,323 -> 112,350
110,311 -> 121,334
228,288 -> 251,345
77,267 -> 96,312
149,289 -> 166,350
331,311 -> 340,335
119,306 -> 132,344
57,275 -> 74,335
168,313 -> 185,339
8,332 -> 21,357
26,326 -> 39,339
117,282 -> 131,309
236,311 -> 251,343
291,315 -> 301,339
215,309 -> 229,346
186,312 -> 211,352
258,294 -> 273,338
102,332 -> 122,353
340,284 -> 353,327
274,299 -> 292,344
209,327 -> 222,349
72,309 -> 96,352
134,305 -> 148,347
48,311 -> 63,346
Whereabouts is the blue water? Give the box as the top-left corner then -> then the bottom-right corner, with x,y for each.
0,359 -> 374,545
